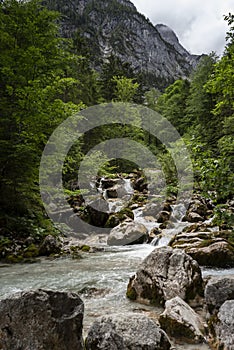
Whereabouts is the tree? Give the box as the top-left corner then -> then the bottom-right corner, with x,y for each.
155,79 -> 190,135
100,54 -> 143,102
186,54 -> 217,146
112,75 -> 139,102
0,0 -> 83,233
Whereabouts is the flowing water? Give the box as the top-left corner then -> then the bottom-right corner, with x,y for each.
0,179 -> 233,349
1,244 -> 233,349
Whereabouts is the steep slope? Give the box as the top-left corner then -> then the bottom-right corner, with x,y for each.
46,0 -> 201,89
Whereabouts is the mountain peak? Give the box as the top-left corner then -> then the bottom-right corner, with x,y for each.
45,0 -> 202,89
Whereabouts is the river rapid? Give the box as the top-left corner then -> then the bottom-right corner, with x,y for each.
1,178 -> 233,349
1,242 -> 234,349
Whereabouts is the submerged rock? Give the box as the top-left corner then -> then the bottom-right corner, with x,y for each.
0,289 -> 84,350
85,313 -> 171,350
126,246 -> 203,306
159,296 -> 205,344
107,220 -> 148,246
205,276 -> 234,314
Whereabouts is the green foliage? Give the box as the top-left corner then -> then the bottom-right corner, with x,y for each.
213,204 -> 234,228
186,54 -> 217,145
155,79 -> 190,134
112,75 -> 139,102
150,15 -> 234,203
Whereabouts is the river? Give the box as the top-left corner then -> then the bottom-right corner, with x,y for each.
1,179 -> 233,349
1,242 -> 233,349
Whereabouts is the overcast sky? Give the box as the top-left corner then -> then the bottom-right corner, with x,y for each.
131,0 -> 233,55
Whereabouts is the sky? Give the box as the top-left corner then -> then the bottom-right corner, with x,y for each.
131,0 -> 233,55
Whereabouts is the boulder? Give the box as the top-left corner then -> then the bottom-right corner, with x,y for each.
157,210 -> 170,223
107,220 -> 148,246
132,177 -> 147,192
106,185 -> 129,199
205,276 -> 234,314
209,300 -> 234,350
85,313 -> 171,350
186,212 -> 205,223
184,196 -> 212,222
159,296 -> 205,344
39,234 -> 62,256
0,289 -> 84,350
100,178 -> 118,189
85,199 -> 109,227
142,203 -> 161,217
126,246 -> 203,306
170,231 -> 213,249
170,230 -> 234,267
186,240 -> 234,267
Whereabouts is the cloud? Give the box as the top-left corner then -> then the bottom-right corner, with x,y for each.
131,0 -> 233,54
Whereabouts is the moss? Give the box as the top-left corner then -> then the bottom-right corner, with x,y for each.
23,244 -> 39,258
126,286 -> 137,300
197,239 -> 214,248
0,237 -> 12,259
71,252 -> 82,260
126,276 -> 137,300
105,208 -> 134,228
5,254 -> 24,263
81,245 -> 90,252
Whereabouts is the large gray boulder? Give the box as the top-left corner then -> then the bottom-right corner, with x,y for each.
205,276 -> 234,314
126,246 -> 203,306
209,300 -> 234,350
85,313 -> 171,350
107,220 -> 148,246
159,296 -> 205,344
0,289 -> 84,350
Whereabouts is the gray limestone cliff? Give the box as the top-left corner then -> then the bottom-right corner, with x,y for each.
45,0 -> 202,89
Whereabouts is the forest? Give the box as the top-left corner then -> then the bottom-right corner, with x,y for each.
0,0 -> 233,258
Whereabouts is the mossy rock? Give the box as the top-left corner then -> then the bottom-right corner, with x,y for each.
71,252 -> 83,260
80,245 -> 90,252
126,285 -> 137,300
105,208 -> 134,228
23,244 -> 39,258
5,254 -> 24,263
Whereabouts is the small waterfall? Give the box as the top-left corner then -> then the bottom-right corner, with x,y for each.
123,178 -> 133,194
133,207 -> 160,232
150,203 -> 189,247
91,177 -> 134,213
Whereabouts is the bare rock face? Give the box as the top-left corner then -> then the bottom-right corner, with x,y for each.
209,300 -> 234,350
0,289 -> 84,350
45,0 -> 201,90
159,296 -> 205,344
205,276 -> 234,314
85,312 -> 171,350
107,220 -> 148,246
126,246 -> 203,306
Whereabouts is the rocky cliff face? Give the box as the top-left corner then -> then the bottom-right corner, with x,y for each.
46,0 -> 201,89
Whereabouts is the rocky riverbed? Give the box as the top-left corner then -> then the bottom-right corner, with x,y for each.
0,175 -> 233,349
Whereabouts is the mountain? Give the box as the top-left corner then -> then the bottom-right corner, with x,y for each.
45,0 -> 201,89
